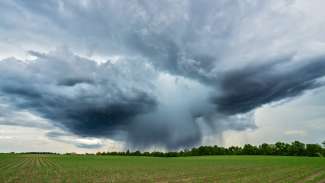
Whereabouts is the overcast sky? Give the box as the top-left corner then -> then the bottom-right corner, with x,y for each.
0,0 -> 325,153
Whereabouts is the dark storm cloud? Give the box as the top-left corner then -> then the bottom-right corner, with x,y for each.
58,92 -> 156,137
0,49 -> 157,140
215,57 -> 325,115
57,78 -> 94,86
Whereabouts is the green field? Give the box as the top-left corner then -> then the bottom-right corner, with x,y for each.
0,154 -> 325,183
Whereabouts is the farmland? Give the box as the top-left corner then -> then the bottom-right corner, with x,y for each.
0,154 -> 325,183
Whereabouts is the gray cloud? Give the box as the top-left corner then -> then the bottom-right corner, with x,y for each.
75,143 -> 103,149
214,56 -> 325,115
0,102 -> 52,129
46,131 -> 104,149
0,49 -> 158,141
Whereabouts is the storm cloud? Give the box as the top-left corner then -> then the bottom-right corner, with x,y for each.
0,49 -> 158,140
1,0 -> 325,150
215,56 -> 325,115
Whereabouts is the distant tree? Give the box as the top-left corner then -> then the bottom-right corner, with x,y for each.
322,141 -> 325,147
289,141 -> 306,156
213,145 -> 226,155
306,144 -> 323,157
190,147 -> 199,156
228,146 -> 242,155
94,141 -> 323,157
242,144 -> 259,155
198,146 -> 209,155
259,143 -> 274,155
275,142 -> 290,156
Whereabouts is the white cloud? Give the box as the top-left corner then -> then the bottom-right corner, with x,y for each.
0,136 -> 13,140
284,130 -> 306,136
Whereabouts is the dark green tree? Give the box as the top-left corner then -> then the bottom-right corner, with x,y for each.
289,141 -> 306,156
275,142 -> 290,155
242,144 -> 259,155
228,146 -> 242,155
259,143 -> 275,155
306,144 -> 322,157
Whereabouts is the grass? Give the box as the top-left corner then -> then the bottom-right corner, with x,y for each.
0,154 -> 325,182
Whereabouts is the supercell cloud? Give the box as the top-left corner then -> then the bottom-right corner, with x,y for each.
0,0 -> 325,150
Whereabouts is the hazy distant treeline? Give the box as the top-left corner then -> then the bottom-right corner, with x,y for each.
97,141 -> 325,157
6,141 -> 325,157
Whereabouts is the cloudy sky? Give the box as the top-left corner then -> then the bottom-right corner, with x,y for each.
0,0 -> 325,153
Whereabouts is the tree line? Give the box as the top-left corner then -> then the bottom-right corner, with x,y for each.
96,141 -> 325,157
